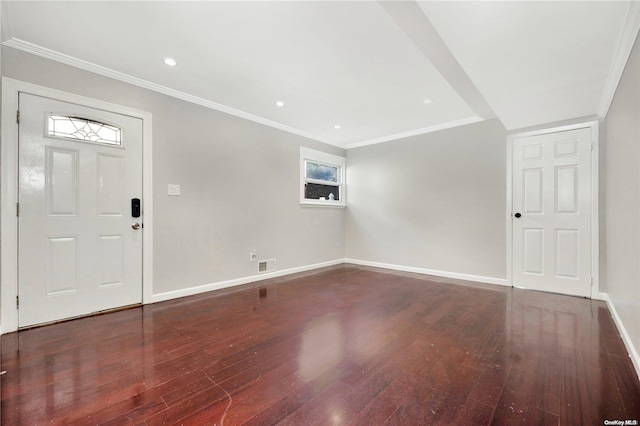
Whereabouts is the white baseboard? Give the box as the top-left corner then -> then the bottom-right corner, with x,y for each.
152,257 -> 508,306
592,292 -> 608,302
344,258 -> 509,287
599,292 -> 640,382
150,259 -> 344,303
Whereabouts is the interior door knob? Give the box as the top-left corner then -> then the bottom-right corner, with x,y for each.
132,223 -> 141,230
514,213 -> 522,218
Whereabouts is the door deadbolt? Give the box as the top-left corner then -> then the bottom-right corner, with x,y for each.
131,198 -> 141,217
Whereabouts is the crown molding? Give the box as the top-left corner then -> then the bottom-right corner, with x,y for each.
598,0 -> 640,118
0,4 -> 11,45
2,37 -> 345,148
346,116 -> 484,149
2,37 -> 487,151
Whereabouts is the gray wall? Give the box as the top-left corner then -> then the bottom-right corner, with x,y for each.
604,32 -> 640,359
345,119 -> 507,280
2,47 -> 345,295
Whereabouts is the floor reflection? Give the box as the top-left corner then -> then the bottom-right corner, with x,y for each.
297,314 -> 345,381
1,266 -> 638,424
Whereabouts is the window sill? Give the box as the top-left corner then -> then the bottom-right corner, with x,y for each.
300,200 -> 346,208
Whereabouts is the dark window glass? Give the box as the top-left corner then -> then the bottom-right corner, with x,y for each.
305,183 -> 339,201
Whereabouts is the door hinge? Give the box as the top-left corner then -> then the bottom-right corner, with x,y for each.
16,203 -> 20,217
16,296 -> 19,309
16,110 -> 20,124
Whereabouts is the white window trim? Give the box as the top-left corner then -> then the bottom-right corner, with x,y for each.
300,147 -> 346,207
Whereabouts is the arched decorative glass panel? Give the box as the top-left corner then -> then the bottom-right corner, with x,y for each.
47,115 -> 122,146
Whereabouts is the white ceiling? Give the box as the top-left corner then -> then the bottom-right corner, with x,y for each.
2,1 -> 637,148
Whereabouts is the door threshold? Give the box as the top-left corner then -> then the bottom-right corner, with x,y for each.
512,285 -> 589,299
18,303 -> 142,331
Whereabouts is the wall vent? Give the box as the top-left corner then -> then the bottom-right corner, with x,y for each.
258,259 -> 276,273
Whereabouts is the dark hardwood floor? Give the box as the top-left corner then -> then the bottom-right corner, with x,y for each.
2,265 -> 639,425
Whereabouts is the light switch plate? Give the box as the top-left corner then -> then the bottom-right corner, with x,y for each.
168,184 -> 181,196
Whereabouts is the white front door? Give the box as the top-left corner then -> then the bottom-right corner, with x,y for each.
18,93 -> 143,327
512,127 -> 592,297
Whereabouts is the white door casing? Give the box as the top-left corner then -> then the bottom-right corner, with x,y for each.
18,93 -> 143,327
511,126 -> 593,298
1,78 -> 153,333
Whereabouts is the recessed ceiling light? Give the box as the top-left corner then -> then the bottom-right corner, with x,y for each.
423,99 -> 432,104
163,57 -> 177,66
334,125 -> 341,129
275,101 -> 285,107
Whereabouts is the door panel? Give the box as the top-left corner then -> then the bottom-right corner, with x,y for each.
99,234 -> 124,287
555,229 -> 579,278
523,228 -> 544,275
46,147 -> 79,215
523,168 -> 543,213
522,143 -> 543,160
18,93 -> 143,327
97,153 -> 125,216
555,165 -> 578,213
47,236 -> 78,295
512,127 -> 591,297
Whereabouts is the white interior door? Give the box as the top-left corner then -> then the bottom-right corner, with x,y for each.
18,93 -> 143,327
512,127 -> 592,297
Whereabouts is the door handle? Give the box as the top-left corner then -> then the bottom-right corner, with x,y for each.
132,223 -> 141,230
514,212 -> 522,218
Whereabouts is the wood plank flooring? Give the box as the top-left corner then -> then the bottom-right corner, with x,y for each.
1,265 -> 639,424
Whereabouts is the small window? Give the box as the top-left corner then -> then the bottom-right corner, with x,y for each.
48,115 -> 122,146
300,147 -> 346,207
306,162 -> 338,182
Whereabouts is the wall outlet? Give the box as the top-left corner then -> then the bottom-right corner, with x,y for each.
168,184 -> 181,196
249,251 -> 257,261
